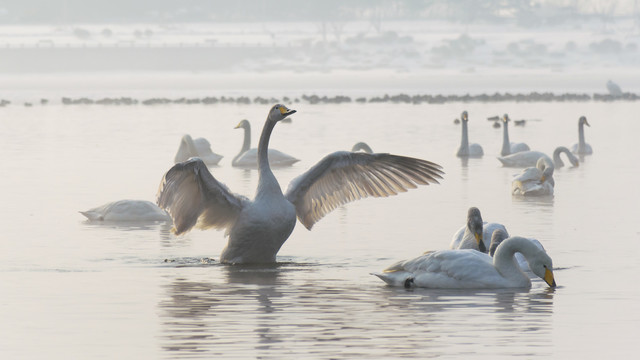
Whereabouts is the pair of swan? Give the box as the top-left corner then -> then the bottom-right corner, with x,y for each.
512,157 -> 555,197
80,200 -> 171,222
571,116 -> 592,155
374,207 -> 555,289
456,111 -> 484,158
157,104 -> 444,264
498,146 -> 579,168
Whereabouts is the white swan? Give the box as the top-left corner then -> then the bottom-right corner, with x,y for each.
157,104 -> 444,264
512,157 -> 554,197
351,142 -> 373,153
373,236 -> 556,289
174,134 -> 223,166
232,119 -> 299,168
497,146 -> 579,168
450,207 -> 508,252
500,114 -> 530,156
571,116 -> 592,155
456,111 -> 484,158
80,200 -> 171,222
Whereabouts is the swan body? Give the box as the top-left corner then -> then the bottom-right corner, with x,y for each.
571,116 -> 592,155
607,80 -> 622,96
456,111 -> 484,158
373,236 -> 556,289
174,134 -> 223,166
80,200 -> 171,222
351,142 -> 373,153
157,105 -> 444,264
497,146 -> 579,168
500,114 -> 530,156
232,119 -> 299,168
512,157 -> 554,196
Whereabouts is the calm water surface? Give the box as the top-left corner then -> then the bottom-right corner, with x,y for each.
1,91 -> 638,358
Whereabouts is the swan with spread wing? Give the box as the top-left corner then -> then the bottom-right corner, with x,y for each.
157,104 -> 444,264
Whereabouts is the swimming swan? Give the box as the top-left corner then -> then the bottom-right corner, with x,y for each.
497,146 -> 579,168
450,207 -> 508,252
512,157 -> 554,196
373,236 -> 556,289
174,134 -> 223,166
500,114 -> 530,156
571,116 -> 592,155
80,200 -> 171,222
232,119 -> 299,168
456,111 -> 484,158
157,104 -> 444,264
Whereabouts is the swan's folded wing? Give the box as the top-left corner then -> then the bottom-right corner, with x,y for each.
157,158 -> 248,235
285,151 -> 443,230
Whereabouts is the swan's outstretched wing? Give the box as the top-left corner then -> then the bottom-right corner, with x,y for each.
285,151 -> 443,230
157,158 -> 248,235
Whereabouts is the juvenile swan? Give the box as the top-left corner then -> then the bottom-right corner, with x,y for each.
232,119 -> 299,168
80,200 -> 171,222
174,134 -> 223,166
157,105 -> 444,264
500,114 -> 530,156
373,236 -> 556,289
497,146 -> 579,168
456,111 -> 484,158
571,116 -> 592,155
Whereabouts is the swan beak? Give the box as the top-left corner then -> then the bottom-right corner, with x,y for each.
544,268 -> 556,287
476,233 -> 486,253
540,175 -> 546,182
280,106 -> 296,116
584,119 -> 590,127
234,122 -> 242,129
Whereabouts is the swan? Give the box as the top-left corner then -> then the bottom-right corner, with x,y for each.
157,104 -> 444,264
512,157 -> 554,196
456,111 -> 484,158
571,116 -> 592,155
351,142 -> 373,153
450,207 -> 508,252
488,229 -> 546,272
606,80 -> 622,97
497,146 -> 579,168
373,236 -> 556,289
500,114 -> 530,156
80,200 -> 171,222
174,134 -> 223,166
232,119 -> 299,168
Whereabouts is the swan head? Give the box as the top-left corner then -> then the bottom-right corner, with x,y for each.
234,119 -> 250,130
501,114 -> 510,123
528,249 -> 556,287
268,104 -> 296,123
461,111 -> 469,122
466,207 -> 486,253
489,229 -> 508,257
579,116 -> 590,127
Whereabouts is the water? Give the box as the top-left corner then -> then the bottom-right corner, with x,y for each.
1,79 -> 638,359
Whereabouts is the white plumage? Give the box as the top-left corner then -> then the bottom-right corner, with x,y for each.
80,200 -> 171,222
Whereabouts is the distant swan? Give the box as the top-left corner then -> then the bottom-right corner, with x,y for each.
450,207 -> 508,252
456,111 -> 484,158
571,116 -> 592,155
232,119 -> 299,168
351,142 -> 373,153
174,134 -> 223,166
500,114 -> 530,156
497,146 -> 579,168
373,236 -> 556,289
512,157 -> 554,196
157,105 -> 444,264
80,200 -> 171,222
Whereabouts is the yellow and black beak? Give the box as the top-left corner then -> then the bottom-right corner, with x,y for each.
476,232 -> 486,253
280,106 -> 296,116
544,268 -> 556,287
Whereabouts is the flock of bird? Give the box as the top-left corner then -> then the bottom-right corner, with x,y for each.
80,104 -> 593,290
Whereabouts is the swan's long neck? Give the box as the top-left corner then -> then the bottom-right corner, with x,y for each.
493,237 -> 534,285
256,117 -> 282,198
552,147 -> 569,167
233,124 -> 252,164
501,121 -> 511,156
460,120 -> 470,151
578,121 -> 586,152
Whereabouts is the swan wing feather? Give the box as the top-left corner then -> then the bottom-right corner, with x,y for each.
285,151 -> 443,230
